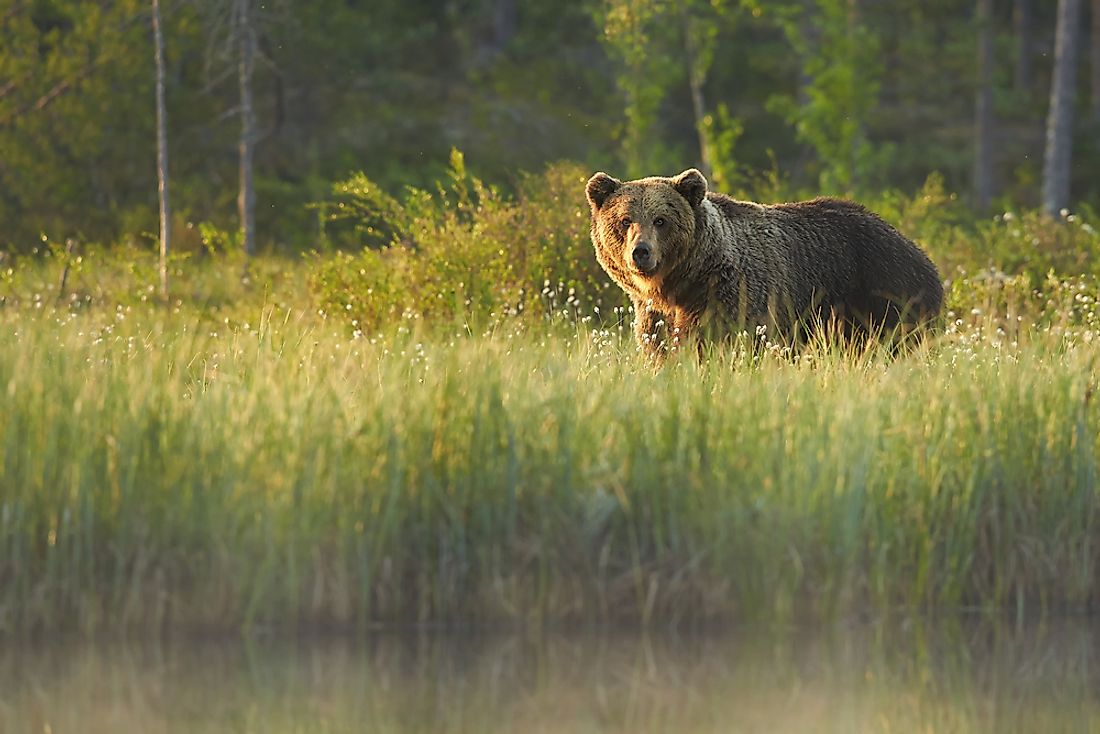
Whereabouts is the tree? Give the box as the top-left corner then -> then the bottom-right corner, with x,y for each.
595,0 -> 682,176
680,1 -> 732,180
763,0 -> 885,191
0,1 -> 155,249
1092,0 -> 1100,121
1041,0 -> 1082,217
1013,0 -> 1033,93
203,0 -> 260,257
236,0 -> 256,258
153,0 -> 170,299
973,0 -> 994,210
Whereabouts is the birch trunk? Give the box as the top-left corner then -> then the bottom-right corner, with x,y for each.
237,0 -> 256,258
153,0 -> 170,299
1041,0 -> 1082,217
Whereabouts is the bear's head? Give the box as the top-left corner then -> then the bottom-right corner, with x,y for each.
585,169 -> 707,287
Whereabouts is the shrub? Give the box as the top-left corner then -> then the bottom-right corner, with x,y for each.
311,155 -> 1100,336
310,151 -> 621,333
978,207 -> 1100,283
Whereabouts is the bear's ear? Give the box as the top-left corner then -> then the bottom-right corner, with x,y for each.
672,168 -> 707,208
586,172 -> 621,210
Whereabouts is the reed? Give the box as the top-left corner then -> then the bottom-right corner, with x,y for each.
1,304 -> 1098,634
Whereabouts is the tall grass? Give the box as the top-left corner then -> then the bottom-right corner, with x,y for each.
2,302 -> 1099,635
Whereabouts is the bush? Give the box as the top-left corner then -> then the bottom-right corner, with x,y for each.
311,155 -> 1100,336
978,208 -> 1100,283
944,269 -> 1100,342
310,151 -> 622,333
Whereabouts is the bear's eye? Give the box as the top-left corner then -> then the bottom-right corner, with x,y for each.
620,217 -> 632,229
653,217 -> 666,227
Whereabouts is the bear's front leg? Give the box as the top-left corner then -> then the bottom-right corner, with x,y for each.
670,310 -> 704,358
632,300 -> 668,362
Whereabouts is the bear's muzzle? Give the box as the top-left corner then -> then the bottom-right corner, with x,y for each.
631,241 -> 657,274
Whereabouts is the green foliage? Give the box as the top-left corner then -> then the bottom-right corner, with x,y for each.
3,166 -> 1100,635
0,239 -> 305,313
310,153 -> 617,332
195,221 -> 240,256
593,0 -> 739,177
4,301 -> 1100,633
760,0 -> 888,192
978,208 -> 1100,283
839,175 -> 1100,288
702,102 -> 745,192
593,0 -> 685,175
8,0 -> 1100,644
307,153 -> 1100,340
0,0 -> 157,247
0,0 -> 1093,251
943,270 -> 1100,342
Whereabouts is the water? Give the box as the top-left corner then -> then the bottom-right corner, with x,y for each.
2,620 -> 1097,733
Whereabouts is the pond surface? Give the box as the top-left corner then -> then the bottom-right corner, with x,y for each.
2,620 -> 1098,733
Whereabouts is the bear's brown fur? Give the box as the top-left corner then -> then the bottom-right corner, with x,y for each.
585,168 -> 943,358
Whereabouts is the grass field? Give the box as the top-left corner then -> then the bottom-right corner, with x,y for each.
2,261 -> 1099,633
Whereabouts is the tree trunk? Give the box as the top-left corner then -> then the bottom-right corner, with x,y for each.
683,14 -> 712,179
492,0 -> 516,52
153,0 -> 170,299
1042,0 -> 1082,217
1013,0 -> 1033,93
974,0 -> 995,211
1092,0 -> 1100,121
237,0 -> 256,258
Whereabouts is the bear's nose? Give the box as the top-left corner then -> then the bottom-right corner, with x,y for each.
632,242 -> 654,268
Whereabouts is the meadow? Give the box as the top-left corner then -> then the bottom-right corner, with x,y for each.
3,168 -> 1100,636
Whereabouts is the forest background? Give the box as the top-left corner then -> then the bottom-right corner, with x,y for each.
1,0 -> 1097,261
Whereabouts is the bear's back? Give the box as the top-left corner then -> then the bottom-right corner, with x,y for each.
705,193 -> 862,315
702,192 -> 941,325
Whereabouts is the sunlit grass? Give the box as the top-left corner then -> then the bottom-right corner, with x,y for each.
2,295 -> 1099,635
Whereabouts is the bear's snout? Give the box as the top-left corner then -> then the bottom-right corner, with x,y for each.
632,242 -> 656,272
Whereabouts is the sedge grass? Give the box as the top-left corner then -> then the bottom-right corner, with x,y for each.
1,305 -> 1099,634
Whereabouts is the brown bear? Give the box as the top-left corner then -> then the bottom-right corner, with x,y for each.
585,168 -> 943,359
